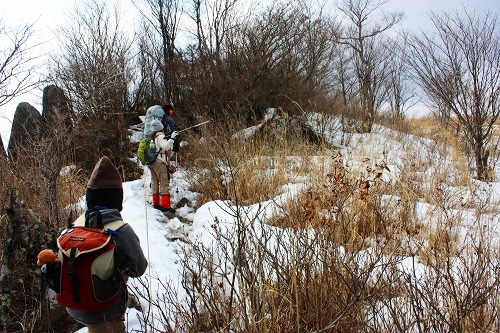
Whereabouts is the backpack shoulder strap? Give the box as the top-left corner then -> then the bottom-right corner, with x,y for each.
73,213 -> 86,227
105,219 -> 127,232
152,133 -> 163,158
73,213 -> 127,231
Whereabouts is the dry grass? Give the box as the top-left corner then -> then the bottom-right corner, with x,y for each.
163,120 -> 497,331
3,110 -> 497,333
182,119 -> 331,207
57,165 -> 88,217
180,113 -> 484,262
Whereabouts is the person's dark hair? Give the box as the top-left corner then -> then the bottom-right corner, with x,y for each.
162,104 -> 174,113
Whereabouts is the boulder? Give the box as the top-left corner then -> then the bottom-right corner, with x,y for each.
7,102 -> 42,160
0,136 -> 5,160
42,85 -> 72,132
232,108 -> 325,147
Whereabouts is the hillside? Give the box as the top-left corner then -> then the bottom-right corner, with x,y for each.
70,112 -> 499,332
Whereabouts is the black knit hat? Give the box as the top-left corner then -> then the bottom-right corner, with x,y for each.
85,156 -> 123,211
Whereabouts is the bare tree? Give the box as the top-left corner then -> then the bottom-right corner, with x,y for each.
385,35 -> 419,119
134,26 -> 163,108
180,1 -> 338,122
335,0 -> 403,133
48,0 -> 135,173
329,36 -> 359,140
234,2 -> 335,111
331,41 -> 356,110
406,8 -> 499,181
133,0 -> 182,105
0,19 -> 40,106
190,0 -> 241,62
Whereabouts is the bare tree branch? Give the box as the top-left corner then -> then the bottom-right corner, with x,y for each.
335,0 -> 403,133
0,19 -> 41,106
407,7 -> 499,180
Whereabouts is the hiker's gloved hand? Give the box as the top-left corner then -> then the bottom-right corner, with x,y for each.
170,131 -> 179,140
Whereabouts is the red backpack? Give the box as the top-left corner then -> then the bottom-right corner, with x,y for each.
55,211 -> 125,312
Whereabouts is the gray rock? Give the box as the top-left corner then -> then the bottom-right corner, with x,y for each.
7,102 -> 42,160
42,85 -> 72,132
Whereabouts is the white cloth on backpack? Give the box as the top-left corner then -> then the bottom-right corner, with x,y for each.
144,105 -> 165,137
151,119 -> 164,132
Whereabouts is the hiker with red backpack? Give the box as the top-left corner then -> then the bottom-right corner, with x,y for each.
148,119 -> 178,213
39,156 -> 148,332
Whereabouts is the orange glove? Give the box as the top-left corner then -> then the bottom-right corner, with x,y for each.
37,249 -> 59,266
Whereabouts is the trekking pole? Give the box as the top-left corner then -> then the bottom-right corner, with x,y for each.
177,120 -> 211,133
175,152 -> 179,194
170,120 -> 209,198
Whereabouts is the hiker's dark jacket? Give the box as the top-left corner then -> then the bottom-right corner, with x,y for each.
161,115 -> 177,136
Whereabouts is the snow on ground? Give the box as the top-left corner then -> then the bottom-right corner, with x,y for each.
74,114 -> 499,332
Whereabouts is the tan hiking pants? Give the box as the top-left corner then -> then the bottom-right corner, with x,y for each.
148,160 -> 170,195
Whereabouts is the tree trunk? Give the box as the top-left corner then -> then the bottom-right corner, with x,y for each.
475,147 -> 489,182
361,85 -> 374,133
362,109 -> 373,133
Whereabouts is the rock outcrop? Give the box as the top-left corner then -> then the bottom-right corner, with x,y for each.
7,85 -> 72,160
0,136 -> 5,160
42,85 -> 72,132
7,102 -> 43,160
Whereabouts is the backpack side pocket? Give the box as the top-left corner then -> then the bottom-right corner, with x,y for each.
42,262 -> 61,293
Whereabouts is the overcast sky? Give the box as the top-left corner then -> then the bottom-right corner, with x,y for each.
1,0 -> 499,148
